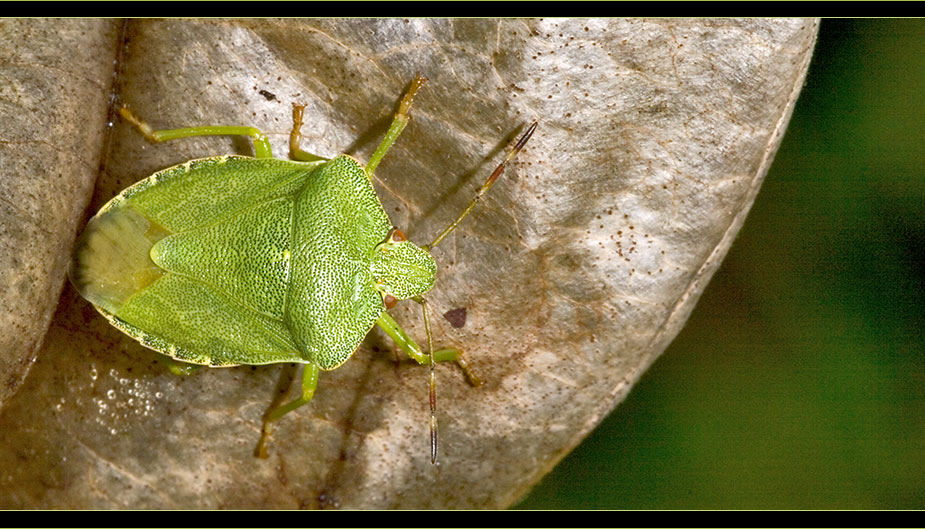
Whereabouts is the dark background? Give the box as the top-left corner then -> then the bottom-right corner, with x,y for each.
516,19 -> 923,509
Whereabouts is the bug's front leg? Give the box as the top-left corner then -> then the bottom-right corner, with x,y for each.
255,362 -> 320,458
364,75 -> 427,179
376,308 -> 481,464
376,311 -> 481,385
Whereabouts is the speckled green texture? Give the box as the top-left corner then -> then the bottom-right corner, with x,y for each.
286,155 -> 392,369
71,154 -> 437,369
151,197 -> 293,319
370,240 -> 436,300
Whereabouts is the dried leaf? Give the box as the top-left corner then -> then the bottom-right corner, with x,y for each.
0,19 -> 120,405
0,18 -> 818,509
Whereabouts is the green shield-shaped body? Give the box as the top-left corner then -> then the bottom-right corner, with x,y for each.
71,154 -> 435,370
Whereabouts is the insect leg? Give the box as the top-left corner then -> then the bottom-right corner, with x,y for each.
288,103 -> 328,162
256,362 -> 320,458
157,356 -> 203,376
376,311 -> 481,385
376,308 -> 481,463
365,75 -> 427,179
119,106 -> 274,158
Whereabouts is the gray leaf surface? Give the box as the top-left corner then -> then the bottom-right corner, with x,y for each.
0,18 -> 818,509
0,19 -> 120,405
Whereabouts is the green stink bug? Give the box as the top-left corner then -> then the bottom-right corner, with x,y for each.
69,76 -> 536,463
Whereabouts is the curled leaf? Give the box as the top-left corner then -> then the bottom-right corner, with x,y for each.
0,18 -> 818,509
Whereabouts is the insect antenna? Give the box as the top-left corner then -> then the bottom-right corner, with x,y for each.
425,121 -> 537,250
417,296 -> 439,464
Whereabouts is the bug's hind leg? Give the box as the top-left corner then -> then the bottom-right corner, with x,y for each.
255,362 -> 320,458
119,106 -> 274,158
156,356 -> 203,376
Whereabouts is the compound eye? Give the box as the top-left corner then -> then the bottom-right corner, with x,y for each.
383,293 -> 398,309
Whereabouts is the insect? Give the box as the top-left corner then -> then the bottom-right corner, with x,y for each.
69,75 -> 536,462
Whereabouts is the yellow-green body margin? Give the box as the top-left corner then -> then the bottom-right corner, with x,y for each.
70,154 -> 436,370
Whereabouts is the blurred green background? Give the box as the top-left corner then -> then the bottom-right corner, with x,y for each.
515,19 -> 923,509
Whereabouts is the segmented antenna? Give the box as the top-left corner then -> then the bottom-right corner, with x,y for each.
423,120 -> 537,464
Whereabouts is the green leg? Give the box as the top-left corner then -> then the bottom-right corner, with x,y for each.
376,305 -> 480,464
119,106 -> 274,159
157,355 -> 203,376
365,75 -> 427,179
288,103 -> 328,162
255,362 -> 320,458
376,310 -> 481,384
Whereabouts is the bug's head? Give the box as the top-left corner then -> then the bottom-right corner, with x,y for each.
370,229 -> 436,308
